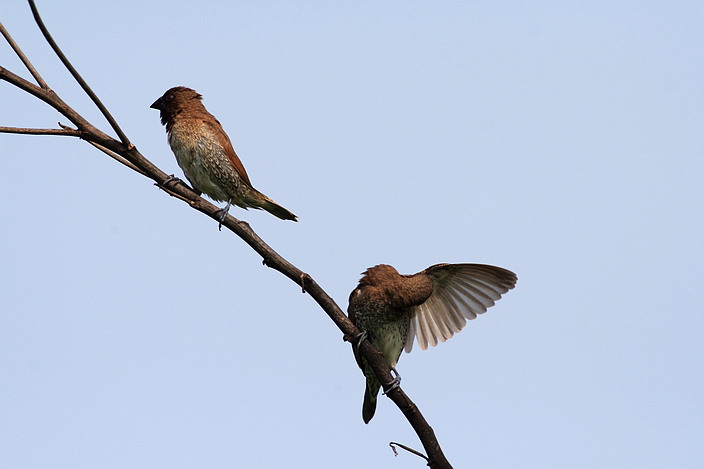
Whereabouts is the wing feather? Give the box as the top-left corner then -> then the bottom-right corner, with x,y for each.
436,290 -> 467,330
416,303 -> 433,351
407,263 -> 517,351
404,315 -> 417,353
425,295 -> 453,341
202,118 -> 253,187
446,282 -> 489,315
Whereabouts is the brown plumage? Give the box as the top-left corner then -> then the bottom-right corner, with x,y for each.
151,86 -> 297,223
348,263 -> 517,423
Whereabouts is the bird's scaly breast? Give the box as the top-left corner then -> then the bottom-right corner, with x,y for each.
353,297 -> 410,369
168,121 -> 230,202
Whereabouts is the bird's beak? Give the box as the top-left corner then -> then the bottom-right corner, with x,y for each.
150,97 -> 164,110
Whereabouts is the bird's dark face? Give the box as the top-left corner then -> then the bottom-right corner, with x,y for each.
150,86 -> 203,124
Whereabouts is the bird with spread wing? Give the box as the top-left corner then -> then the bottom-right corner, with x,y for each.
348,263 -> 517,423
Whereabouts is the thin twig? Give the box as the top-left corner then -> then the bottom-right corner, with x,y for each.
0,123 -> 143,174
1,66 -> 156,178
56,122 -> 146,173
87,141 -> 146,175
27,0 -> 132,148
390,442 -> 431,463
0,65 -> 51,102
0,126 -> 80,136
0,21 -> 49,88
0,66 -> 101,137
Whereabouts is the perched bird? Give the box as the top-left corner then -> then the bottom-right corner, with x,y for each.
348,263 -> 517,423
151,86 -> 297,225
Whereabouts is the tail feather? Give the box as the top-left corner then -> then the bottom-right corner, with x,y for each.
362,383 -> 380,424
258,193 -> 297,221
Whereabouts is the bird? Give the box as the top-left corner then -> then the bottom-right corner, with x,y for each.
347,263 -> 517,423
151,86 -> 297,226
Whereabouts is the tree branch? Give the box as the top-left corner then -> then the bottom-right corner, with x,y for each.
0,21 -> 48,89
0,126 -> 81,136
27,0 -> 132,148
1,3 -> 453,468
86,141 -> 147,175
0,65 -> 107,140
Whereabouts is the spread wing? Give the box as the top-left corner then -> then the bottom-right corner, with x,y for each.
405,263 -> 517,352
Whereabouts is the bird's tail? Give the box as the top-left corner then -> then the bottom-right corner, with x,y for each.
257,192 -> 298,221
362,383 -> 380,424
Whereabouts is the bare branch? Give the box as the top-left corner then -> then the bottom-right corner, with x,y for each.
0,66 -> 100,136
0,21 -> 49,88
87,141 -> 146,175
0,126 -> 80,136
56,123 -> 145,173
0,66 -> 152,176
1,65 -> 53,104
390,442 -> 430,463
27,0 -> 132,148
0,122 -> 142,174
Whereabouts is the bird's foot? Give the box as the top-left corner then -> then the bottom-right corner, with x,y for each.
215,199 -> 232,231
383,367 -> 401,395
156,174 -> 182,189
355,330 -> 368,350
164,174 -> 179,185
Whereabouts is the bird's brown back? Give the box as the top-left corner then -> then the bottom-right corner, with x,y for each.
355,264 -> 434,311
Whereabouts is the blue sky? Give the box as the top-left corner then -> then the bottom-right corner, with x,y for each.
2,1 -> 703,468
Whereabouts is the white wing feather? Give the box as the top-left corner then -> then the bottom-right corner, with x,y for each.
405,264 -> 516,352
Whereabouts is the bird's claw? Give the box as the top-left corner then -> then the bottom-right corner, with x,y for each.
156,174 -> 181,189
355,330 -> 368,349
216,199 -> 233,231
216,211 -> 227,231
383,367 -> 401,395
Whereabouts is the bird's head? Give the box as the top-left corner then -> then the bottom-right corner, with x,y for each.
150,86 -> 203,125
